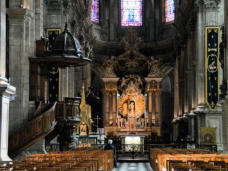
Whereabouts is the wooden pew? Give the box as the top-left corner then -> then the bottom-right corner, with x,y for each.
0,148 -> 114,171
150,148 -> 228,171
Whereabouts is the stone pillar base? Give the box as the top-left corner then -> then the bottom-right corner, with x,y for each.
0,76 -> 16,161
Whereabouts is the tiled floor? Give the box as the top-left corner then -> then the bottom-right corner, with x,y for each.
113,162 -> 153,171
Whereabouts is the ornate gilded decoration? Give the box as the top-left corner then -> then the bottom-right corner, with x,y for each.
200,127 -> 216,145
77,84 -> 91,135
80,84 -> 87,116
118,75 -> 145,118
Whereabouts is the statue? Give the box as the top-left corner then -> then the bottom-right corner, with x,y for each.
79,122 -> 87,136
118,75 -> 145,118
129,101 -> 135,117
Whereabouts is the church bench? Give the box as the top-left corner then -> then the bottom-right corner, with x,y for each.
0,149 -> 113,171
150,148 -> 228,171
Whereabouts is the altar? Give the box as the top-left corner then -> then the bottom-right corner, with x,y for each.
103,75 -> 162,137
99,30 -> 172,137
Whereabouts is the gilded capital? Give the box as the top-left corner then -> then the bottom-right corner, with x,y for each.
154,90 -> 160,95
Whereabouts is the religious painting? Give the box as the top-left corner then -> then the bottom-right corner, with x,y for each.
91,0 -> 99,23
205,27 -> 220,110
200,128 -> 216,145
46,29 -> 61,51
121,0 -> 143,26
164,0 -> 175,23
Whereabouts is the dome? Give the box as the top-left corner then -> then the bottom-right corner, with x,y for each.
52,24 -> 82,57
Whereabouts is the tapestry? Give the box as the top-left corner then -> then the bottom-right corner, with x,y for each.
200,127 -> 216,145
48,66 -> 61,102
205,27 -> 220,110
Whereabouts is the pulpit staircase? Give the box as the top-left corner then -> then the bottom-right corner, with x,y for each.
9,102 -> 57,157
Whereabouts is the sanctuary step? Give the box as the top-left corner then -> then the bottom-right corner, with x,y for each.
113,162 -> 153,171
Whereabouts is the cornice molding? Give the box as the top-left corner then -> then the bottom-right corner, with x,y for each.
6,8 -> 34,19
195,0 -> 221,8
203,0 -> 221,8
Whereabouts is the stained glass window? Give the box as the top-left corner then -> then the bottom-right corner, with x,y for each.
165,0 -> 175,23
121,0 -> 142,26
91,0 -> 99,23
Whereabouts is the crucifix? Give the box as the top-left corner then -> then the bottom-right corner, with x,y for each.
94,115 -> 102,130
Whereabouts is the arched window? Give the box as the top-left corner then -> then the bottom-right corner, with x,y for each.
121,0 -> 142,26
165,0 -> 175,23
91,0 -> 99,23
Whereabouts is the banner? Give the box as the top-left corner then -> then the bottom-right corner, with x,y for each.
205,27 -> 220,110
48,66 -> 61,102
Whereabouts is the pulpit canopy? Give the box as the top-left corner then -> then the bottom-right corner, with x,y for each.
30,23 -> 91,68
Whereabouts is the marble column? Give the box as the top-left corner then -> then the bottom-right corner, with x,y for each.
148,91 -> 153,127
112,90 -> 117,126
155,90 -> 160,125
0,0 -> 16,161
105,91 -> 110,126
173,58 -> 180,140
155,90 -> 161,136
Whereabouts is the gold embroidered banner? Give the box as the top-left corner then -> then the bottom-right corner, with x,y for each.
205,27 -> 220,110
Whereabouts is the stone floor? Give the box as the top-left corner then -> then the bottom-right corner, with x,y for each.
113,162 -> 153,171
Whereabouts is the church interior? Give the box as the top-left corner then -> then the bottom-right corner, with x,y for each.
1,0 -> 228,170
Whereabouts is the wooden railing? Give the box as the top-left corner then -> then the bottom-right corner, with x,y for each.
9,103 -> 57,157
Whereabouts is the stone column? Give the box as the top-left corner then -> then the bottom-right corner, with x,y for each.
196,1 -> 205,106
112,90 -> 117,126
0,0 -> 16,161
109,0 -> 115,41
224,0 -> 228,151
174,58 -> 179,119
7,8 -> 33,135
105,91 -> 110,126
35,0 -> 43,40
